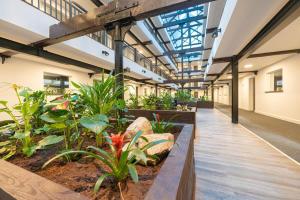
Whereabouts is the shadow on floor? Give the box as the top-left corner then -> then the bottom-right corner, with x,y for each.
215,103 -> 300,163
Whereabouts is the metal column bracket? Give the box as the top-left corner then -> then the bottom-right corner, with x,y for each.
0,55 -> 10,64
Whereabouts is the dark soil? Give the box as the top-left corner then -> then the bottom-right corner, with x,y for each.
7,126 -> 182,200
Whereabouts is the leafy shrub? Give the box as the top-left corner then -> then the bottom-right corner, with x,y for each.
127,93 -> 139,109
175,90 -> 192,102
160,92 -> 173,110
142,94 -> 160,110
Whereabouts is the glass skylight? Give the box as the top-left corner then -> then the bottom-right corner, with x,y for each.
160,5 -> 205,62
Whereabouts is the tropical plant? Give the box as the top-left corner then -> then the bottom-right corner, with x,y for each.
43,131 -> 168,199
40,96 -> 82,152
151,113 -> 173,133
175,90 -> 192,103
127,93 -> 139,109
141,94 -> 160,110
160,92 -> 173,110
79,114 -> 109,147
27,90 -> 47,129
72,75 -> 124,116
200,95 -> 208,102
0,84 -> 63,158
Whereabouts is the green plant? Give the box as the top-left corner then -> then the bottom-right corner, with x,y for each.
127,93 -> 139,109
43,131 -> 168,199
27,90 -> 47,129
142,94 -> 159,110
151,113 -> 173,133
175,90 -> 192,102
0,85 -> 63,158
79,114 -> 109,147
40,96 -> 82,152
160,92 -> 173,110
200,96 -> 208,102
72,76 -> 124,116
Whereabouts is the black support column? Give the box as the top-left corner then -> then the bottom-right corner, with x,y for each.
155,84 -> 158,97
114,23 -> 124,100
211,81 -> 214,103
231,56 -> 239,124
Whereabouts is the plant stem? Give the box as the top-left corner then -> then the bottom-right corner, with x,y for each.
118,182 -> 125,200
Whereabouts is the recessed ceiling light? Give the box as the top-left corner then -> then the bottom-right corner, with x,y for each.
244,64 -> 253,69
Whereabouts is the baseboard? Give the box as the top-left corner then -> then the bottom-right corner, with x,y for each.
255,110 -> 300,125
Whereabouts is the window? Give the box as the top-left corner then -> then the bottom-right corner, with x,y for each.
266,69 -> 283,93
44,73 -> 69,95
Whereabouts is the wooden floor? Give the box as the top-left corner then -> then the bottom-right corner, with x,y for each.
195,109 -> 300,200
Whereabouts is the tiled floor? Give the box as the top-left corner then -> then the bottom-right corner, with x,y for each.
195,109 -> 300,200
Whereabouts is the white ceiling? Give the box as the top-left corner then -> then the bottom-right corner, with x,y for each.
214,0 -> 288,58
254,15 -> 300,54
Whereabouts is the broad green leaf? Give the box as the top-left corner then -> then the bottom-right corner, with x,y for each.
128,164 -> 138,183
0,147 -> 8,154
94,173 -> 110,193
40,112 -> 68,123
127,130 -> 143,151
49,123 -> 67,129
37,135 -> 64,149
79,114 -> 108,134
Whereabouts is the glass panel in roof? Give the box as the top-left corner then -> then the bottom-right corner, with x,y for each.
160,5 -> 205,62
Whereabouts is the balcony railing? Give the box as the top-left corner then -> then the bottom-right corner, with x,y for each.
21,0 -> 171,80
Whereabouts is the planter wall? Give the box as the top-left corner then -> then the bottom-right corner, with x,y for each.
0,124 -> 195,200
128,108 -> 196,125
197,101 -> 214,109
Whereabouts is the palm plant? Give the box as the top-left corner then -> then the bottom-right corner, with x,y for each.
43,131 -> 168,200
72,76 -> 124,116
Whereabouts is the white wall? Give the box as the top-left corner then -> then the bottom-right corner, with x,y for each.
255,54 -> 300,124
0,57 -> 93,120
214,85 -> 230,105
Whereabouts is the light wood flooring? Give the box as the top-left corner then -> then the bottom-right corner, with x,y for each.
195,109 -> 300,200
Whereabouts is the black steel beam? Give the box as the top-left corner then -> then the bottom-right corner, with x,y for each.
163,46 -> 210,56
0,37 -> 110,73
90,0 -> 104,7
176,70 -> 205,74
238,0 -> 300,60
41,0 -> 215,46
248,49 -> 300,58
157,15 -> 207,29
163,78 -> 206,84
183,86 -> 207,90
206,27 -> 218,34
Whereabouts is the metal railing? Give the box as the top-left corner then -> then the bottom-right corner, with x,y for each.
21,0 -> 171,80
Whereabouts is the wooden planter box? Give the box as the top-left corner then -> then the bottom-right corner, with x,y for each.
196,101 -> 214,109
128,108 -> 196,125
0,124 -> 195,200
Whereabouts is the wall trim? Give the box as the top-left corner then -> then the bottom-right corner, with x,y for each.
255,110 -> 300,125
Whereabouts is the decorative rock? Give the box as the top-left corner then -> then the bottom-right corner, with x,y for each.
138,133 -> 174,156
126,117 -> 153,137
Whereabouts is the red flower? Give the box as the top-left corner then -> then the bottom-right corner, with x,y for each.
110,133 -> 125,159
51,101 -> 69,111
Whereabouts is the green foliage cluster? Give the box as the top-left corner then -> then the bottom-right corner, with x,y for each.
0,76 -> 169,197
141,94 -> 160,110
175,90 -> 192,102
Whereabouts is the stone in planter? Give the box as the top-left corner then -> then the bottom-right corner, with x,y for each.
138,133 -> 174,156
126,117 -> 153,137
